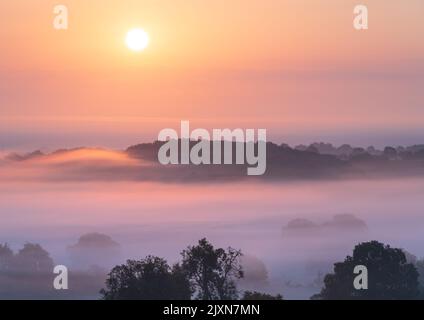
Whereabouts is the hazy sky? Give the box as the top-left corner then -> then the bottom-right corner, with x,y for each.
0,0 -> 423,150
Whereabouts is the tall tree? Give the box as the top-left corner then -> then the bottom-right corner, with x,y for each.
181,238 -> 243,300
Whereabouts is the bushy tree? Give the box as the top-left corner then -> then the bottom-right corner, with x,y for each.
313,241 -> 419,300
100,256 -> 191,300
181,238 -> 243,300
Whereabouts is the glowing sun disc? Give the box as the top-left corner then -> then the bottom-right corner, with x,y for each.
125,28 -> 149,52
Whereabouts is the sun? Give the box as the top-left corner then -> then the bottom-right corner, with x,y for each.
125,28 -> 149,52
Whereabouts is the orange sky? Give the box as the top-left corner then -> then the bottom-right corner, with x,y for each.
0,0 -> 423,149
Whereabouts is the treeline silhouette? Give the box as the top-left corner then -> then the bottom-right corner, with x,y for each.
100,238 -> 424,300
125,140 -> 424,180
5,141 -> 424,182
100,238 -> 282,300
2,239 -> 424,299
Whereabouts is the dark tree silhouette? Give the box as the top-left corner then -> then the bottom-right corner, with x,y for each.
242,291 -> 283,300
100,256 -> 191,300
181,238 -> 243,300
312,241 -> 419,300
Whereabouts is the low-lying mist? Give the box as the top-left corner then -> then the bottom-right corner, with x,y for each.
1,172 -> 423,299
